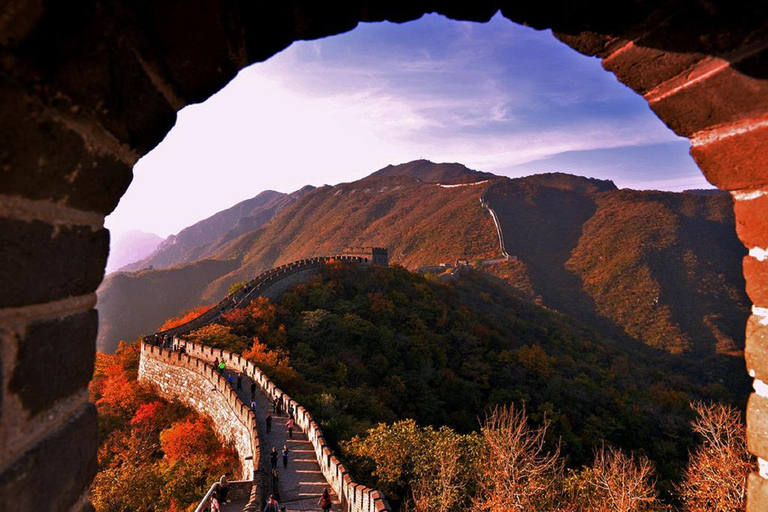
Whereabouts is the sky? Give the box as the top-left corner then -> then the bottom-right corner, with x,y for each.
105,12 -> 711,239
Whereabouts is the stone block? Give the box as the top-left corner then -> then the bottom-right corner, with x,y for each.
745,257 -> 768,306
747,393 -> 768,460
735,191 -> 768,248
691,123 -> 768,191
650,63 -> 768,137
0,218 -> 108,308
0,403 -> 97,512
0,77 -> 133,214
749,473 -> 768,512
746,315 -> 768,381
9,310 -> 96,415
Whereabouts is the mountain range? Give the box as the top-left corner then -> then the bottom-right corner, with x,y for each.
97,160 -> 749,384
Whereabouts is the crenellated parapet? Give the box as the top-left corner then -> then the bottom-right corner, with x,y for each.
155,251 -> 388,338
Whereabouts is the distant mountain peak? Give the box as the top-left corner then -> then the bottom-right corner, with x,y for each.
514,172 -> 617,194
366,159 -> 498,185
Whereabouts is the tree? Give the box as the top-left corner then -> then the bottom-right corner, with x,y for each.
472,405 -> 563,512
158,305 -> 214,331
678,401 -> 754,512
587,445 -> 658,512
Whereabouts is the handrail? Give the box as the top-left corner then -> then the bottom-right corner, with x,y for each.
195,482 -> 219,512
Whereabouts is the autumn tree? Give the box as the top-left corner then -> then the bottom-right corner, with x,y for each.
586,445 -> 659,512
342,419 -> 479,511
158,304 -> 214,331
472,405 -> 563,512
678,401 -> 753,512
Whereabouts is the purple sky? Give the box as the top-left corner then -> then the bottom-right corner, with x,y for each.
105,13 -> 710,239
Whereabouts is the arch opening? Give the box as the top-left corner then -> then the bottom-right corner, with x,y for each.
1,3 -> 767,510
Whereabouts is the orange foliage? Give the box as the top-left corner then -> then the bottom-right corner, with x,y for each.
159,305 -> 215,331
160,416 -> 221,465
243,338 -> 300,388
93,358 -> 142,417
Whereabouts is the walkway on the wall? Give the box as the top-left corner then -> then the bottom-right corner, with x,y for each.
225,368 -> 340,511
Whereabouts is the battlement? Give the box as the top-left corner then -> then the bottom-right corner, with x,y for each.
341,247 -> 389,266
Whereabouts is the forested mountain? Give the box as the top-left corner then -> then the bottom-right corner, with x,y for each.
97,160 -> 748,378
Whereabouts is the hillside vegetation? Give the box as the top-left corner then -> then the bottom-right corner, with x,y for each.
187,263 -> 746,493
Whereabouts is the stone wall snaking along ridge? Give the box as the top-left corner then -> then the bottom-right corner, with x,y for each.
1,2 -> 767,510
175,341 -> 391,512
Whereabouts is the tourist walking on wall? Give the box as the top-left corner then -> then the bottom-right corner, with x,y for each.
210,491 -> 221,512
218,473 -> 229,504
263,494 -> 279,512
270,446 -> 278,470
286,417 -> 295,439
236,373 -> 242,390
282,445 -> 289,469
213,357 -> 219,371
266,411 -> 273,433
218,360 -> 226,375
319,487 -> 332,512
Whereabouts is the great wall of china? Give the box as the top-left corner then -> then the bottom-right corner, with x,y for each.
139,251 -> 391,512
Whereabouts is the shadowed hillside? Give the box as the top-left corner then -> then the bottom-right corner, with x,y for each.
483,177 -> 749,358
97,258 -> 240,353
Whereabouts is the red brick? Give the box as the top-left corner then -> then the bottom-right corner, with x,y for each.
691,123 -> 768,191
746,315 -> 768,382
649,64 -> 768,137
745,257 -> 768,307
735,191 -> 768,248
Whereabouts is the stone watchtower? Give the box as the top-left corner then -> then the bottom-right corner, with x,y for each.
342,247 -> 389,266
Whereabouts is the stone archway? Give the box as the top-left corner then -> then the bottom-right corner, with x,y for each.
1,2 -> 766,510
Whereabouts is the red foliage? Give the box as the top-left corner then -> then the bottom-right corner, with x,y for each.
130,401 -> 166,431
159,305 -> 215,331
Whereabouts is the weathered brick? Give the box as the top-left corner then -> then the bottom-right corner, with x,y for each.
690,123 -> 768,191
745,315 -> 768,382
603,44 -> 703,96
9,310 -> 96,416
0,218 -> 108,308
0,403 -> 97,512
745,257 -> 768,307
748,473 -> 768,512
748,393 -> 768,460
0,77 -> 134,214
735,192 -> 768,248
649,64 -> 768,137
